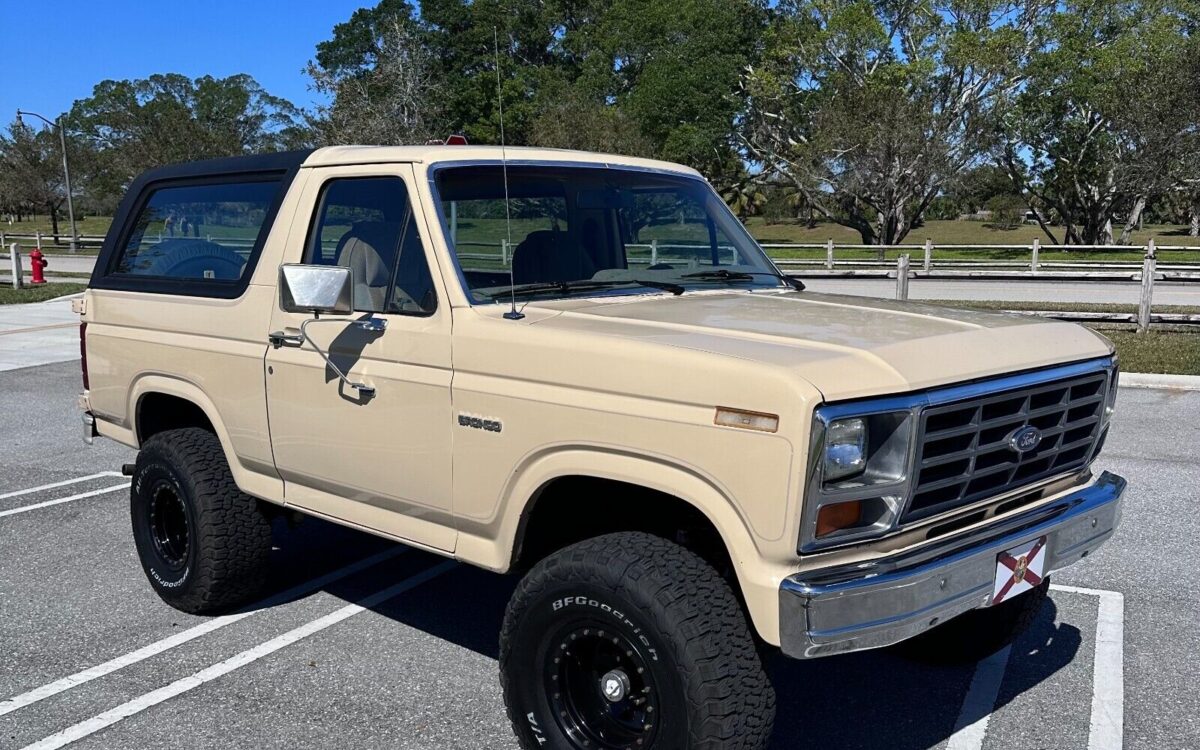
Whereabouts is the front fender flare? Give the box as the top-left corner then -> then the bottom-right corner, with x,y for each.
481,446 -> 787,645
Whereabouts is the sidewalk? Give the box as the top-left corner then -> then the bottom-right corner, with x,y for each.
0,295 -> 82,372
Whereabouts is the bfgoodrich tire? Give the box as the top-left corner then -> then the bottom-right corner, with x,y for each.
500,532 -> 775,750
899,578 -> 1050,664
130,427 -> 273,614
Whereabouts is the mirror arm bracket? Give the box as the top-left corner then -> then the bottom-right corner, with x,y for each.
294,317 -> 381,397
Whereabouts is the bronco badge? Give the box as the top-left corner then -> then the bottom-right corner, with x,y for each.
457,412 -> 503,433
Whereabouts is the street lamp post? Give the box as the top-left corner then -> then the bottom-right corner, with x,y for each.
15,109 -> 78,253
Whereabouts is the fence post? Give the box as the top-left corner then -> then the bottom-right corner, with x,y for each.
895,254 -> 910,300
1146,237 -> 1156,259
651,239 -> 658,266
1031,238 -> 1040,274
500,239 -> 509,266
1137,251 -> 1156,333
923,238 -> 932,272
825,238 -> 834,270
35,230 -> 42,251
9,242 -> 22,289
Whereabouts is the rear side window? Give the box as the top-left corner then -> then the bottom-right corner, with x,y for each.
111,178 -> 281,284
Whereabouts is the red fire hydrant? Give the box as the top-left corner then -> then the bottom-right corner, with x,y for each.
29,248 -> 48,285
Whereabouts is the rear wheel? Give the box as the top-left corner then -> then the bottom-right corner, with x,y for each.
500,532 -> 775,749
130,427 -> 273,614
899,578 -> 1050,664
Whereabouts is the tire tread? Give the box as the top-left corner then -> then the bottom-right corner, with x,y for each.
500,531 -> 775,749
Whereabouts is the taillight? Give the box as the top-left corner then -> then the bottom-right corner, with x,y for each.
80,322 -> 90,390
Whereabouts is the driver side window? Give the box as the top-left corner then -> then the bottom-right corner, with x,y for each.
305,177 -> 437,315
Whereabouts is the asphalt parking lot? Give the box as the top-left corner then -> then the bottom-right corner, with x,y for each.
1,360 -> 1197,749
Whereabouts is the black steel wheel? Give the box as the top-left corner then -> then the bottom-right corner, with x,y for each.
147,481 -> 190,569
546,622 -> 659,748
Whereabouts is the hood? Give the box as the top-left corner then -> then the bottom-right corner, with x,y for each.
527,290 -> 1113,401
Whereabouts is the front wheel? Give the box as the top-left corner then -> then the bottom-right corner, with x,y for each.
500,532 -> 775,750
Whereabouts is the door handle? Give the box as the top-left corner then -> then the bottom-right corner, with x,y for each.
268,330 -> 303,348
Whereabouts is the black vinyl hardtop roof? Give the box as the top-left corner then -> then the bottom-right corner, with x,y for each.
131,149 -> 315,184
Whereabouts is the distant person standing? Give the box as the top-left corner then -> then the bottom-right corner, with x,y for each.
164,211 -> 176,238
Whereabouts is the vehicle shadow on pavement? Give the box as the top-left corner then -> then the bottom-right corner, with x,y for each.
252,523 -> 1083,750
766,602 -> 1081,748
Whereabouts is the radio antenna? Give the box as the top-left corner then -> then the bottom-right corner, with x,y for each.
495,28 -> 523,321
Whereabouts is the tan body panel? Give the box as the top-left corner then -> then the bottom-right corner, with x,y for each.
263,163 -> 456,553
84,145 -> 1115,648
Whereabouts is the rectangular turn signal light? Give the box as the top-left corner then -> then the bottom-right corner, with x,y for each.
816,501 -> 863,537
714,407 -> 779,433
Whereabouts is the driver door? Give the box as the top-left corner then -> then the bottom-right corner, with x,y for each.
264,165 -> 455,552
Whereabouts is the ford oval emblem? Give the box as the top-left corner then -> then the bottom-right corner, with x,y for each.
1008,425 -> 1043,453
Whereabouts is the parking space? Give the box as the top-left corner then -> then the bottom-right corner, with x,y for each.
1,360 -> 1197,749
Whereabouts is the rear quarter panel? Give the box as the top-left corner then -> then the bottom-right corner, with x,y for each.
84,167 -> 312,504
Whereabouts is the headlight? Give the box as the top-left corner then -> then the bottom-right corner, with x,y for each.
802,409 -> 915,551
824,418 -> 867,481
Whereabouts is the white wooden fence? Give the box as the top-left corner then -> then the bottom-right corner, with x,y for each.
5,230 -> 1196,332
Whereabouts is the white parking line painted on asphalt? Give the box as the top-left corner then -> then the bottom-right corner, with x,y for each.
0,472 -> 124,501
946,644 -> 1012,750
20,560 -> 457,750
1052,584 -> 1125,750
0,546 -> 406,717
0,483 -> 129,518
945,584 -> 1125,750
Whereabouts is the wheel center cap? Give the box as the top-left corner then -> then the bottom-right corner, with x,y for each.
600,669 -> 630,703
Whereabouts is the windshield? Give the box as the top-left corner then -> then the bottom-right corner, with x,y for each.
433,164 -> 784,303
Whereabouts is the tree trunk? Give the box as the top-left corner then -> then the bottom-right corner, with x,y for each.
1191,197 -> 1200,237
1118,195 -> 1147,245
48,205 -> 60,244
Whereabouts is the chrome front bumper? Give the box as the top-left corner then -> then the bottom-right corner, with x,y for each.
778,471 -> 1126,659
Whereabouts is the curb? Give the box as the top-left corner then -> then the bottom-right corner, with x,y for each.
44,292 -> 86,304
1120,372 -> 1200,391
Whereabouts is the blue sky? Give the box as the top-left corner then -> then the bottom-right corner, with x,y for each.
0,0 -> 373,125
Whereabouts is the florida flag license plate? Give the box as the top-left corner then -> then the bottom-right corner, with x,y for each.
991,537 -> 1047,605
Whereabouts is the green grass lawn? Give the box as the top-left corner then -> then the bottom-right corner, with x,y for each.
751,219 -> 1200,264
1091,328 -> 1200,376
746,218 -> 1200,247
2,216 -> 113,238
0,282 -> 87,304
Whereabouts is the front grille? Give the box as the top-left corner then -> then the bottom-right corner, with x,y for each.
905,369 -> 1110,522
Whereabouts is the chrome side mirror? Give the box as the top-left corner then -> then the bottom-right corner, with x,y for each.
273,263 -> 378,398
279,264 -> 353,315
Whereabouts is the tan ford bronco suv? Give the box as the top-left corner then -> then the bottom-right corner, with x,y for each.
78,145 -> 1125,749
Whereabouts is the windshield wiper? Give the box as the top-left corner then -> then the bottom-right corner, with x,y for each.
483,278 -> 685,300
681,269 -> 806,291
